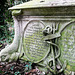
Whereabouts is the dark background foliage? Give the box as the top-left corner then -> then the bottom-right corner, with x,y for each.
0,0 -> 30,44
0,0 -> 8,38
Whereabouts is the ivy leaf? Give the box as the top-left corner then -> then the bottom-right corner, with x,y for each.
10,66 -> 14,70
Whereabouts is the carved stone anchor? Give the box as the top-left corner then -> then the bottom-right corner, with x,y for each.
43,24 -> 66,74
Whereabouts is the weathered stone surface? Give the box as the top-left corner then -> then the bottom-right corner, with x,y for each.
0,0 -> 75,74
58,22 -> 75,71
23,20 -> 49,63
9,0 -> 75,16
9,0 -> 75,10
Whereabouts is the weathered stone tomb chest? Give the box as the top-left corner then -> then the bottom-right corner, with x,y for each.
0,0 -> 75,74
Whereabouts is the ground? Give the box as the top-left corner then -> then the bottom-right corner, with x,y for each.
0,42 -> 73,75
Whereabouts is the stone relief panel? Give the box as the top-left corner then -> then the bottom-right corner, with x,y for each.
21,17 -> 75,73
58,22 -> 75,71
0,16 -> 75,74
23,20 -> 50,63
21,18 -> 70,74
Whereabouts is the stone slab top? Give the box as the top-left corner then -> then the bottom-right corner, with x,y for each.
9,0 -> 75,10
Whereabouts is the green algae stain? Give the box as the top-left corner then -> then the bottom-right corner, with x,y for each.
23,30 -> 49,63
58,23 -> 75,71
12,10 -> 22,16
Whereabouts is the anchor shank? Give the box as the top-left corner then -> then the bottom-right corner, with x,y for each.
51,45 -> 57,74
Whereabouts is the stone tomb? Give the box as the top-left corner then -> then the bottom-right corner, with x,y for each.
0,0 -> 75,74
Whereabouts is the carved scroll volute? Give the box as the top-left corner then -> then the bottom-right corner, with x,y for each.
0,16 -> 21,61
